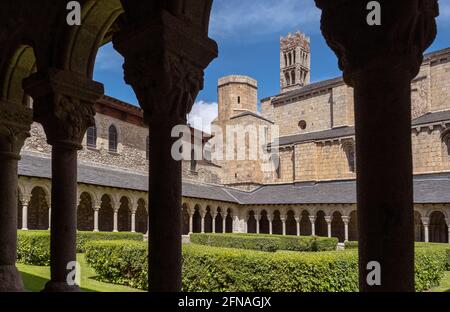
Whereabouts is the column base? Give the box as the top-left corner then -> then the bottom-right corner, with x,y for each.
0,265 -> 25,292
42,281 -> 80,292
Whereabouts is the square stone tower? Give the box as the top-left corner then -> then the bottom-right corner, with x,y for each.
280,31 -> 311,93
217,75 -> 258,121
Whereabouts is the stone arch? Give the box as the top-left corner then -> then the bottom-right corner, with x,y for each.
429,211 -> 448,243
215,207 -> 223,233
300,210 -> 311,236
135,198 -> 148,234
58,0 -> 124,78
99,194 -> 114,232
315,210 -> 328,237
181,203 -> 190,235
441,128 -> 450,161
225,208 -> 233,233
28,186 -> 49,230
272,210 -> 282,235
247,210 -> 257,234
349,210 -> 358,241
414,211 -> 424,242
77,192 -> 94,231
118,196 -> 131,232
204,206 -> 213,233
1,44 -> 36,106
286,210 -> 297,236
331,211 -> 345,242
259,210 -> 270,234
193,204 -> 202,233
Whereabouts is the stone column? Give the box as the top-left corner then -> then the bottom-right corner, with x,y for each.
113,8 -> 216,291
48,207 -> 52,230
93,205 -> 100,232
446,219 -> 450,244
255,214 -> 260,234
281,215 -> 287,236
342,216 -> 350,242
24,69 -> 103,292
295,217 -> 301,236
20,195 -> 31,231
212,213 -> 217,233
188,210 -> 194,234
309,216 -> 316,236
315,0 -> 438,291
200,211 -> 206,234
113,209 -> 119,233
421,217 -> 430,243
325,216 -> 332,238
268,215 -> 273,235
0,102 -> 31,291
222,214 -> 226,233
131,211 -> 136,233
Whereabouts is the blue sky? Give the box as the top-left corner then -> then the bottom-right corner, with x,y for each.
94,0 -> 450,132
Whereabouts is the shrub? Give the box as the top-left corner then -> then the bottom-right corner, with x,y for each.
182,244 -> 358,292
16,230 -> 143,265
344,241 -> 358,250
190,233 -> 280,252
84,241 -> 449,292
190,233 -> 338,252
85,240 -> 148,290
76,231 -> 143,253
415,246 -> 448,291
17,231 -> 51,266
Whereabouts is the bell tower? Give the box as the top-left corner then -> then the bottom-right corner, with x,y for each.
280,31 -> 311,93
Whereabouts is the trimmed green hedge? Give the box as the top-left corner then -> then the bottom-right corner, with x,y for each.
17,230 -> 143,265
190,233 -> 338,252
17,231 -> 51,266
344,241 -> 358,250
85,240 -> 148,290
182,244 -> 358,292
84,241 -> 449,292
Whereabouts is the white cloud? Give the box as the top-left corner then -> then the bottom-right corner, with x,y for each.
188,101 -> 218,134
95,43 -> 124,72
210,0 -> 320,40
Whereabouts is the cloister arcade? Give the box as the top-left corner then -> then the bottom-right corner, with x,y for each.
16,176 -> 450,244
0,0 -> 444,293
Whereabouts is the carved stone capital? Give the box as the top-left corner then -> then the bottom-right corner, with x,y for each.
23,69 -> 104,149
113,10 -> 218,124
0,102 -> 32,159
315,0 -> 439,85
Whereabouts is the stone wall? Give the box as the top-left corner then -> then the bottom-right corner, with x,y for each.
23,111 -> 223,185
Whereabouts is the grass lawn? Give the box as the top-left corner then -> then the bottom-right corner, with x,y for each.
17,253 -> 143,292
430,271 -> 450,292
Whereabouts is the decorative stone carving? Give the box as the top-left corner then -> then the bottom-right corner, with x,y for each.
315,0 -> 439,84
23,68 -> 104,148
123,52 -> 205,122
0,103 -> 32,156
113,10 -> 218,123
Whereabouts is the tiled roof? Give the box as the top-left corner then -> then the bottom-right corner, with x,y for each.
18,153 -> 450,205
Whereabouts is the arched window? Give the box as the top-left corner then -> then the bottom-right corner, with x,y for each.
291,70 -> 296,84
285,73 -> 290,86
344,144 -> 356,173
146,136 -> 150,160
108,125 -> 118,153
237,96 -> 241,104
86,126 -> 97,148
288,53 -> 292,66
445,135 -> 450,157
